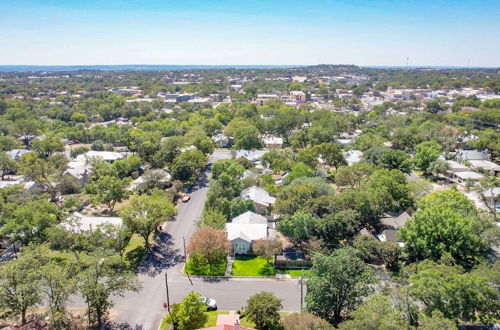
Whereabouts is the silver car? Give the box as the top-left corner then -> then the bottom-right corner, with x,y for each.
201,297 -> 217,310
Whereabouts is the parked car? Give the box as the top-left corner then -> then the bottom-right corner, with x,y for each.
201,297 -> 217,310
181,195 -> 191,203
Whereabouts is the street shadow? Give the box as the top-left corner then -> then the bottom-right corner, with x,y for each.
103,321 -> 145,330
199,276 -> 230,283
137,232 -> 183,276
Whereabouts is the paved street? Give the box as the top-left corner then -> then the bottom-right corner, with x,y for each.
107,150 -> 302,329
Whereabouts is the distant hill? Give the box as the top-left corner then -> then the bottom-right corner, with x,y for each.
0,64 -> 299,72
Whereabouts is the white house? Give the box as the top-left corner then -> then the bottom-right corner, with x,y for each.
235,150 -> 268,163
225,211 -> 274,254
240,186 -> 276,214
343,150 -> 363,166
262,135 -> 283,149
60,212 -> 122,234
212,133 -> 231,148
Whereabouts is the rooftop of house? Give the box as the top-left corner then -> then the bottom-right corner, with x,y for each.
453,171 -> 484,180
60,212 -> 122,233
343,150 -> 363,166
231,211 -> 267,225
468,160 -> 500,171
240,186 -> 276,206
457,149 -> 489,161
235,150 -> 268,162
380,211 -> 411,229
225,223 -> 268,242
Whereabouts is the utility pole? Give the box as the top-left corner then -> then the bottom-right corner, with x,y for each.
165,272 -> 171,313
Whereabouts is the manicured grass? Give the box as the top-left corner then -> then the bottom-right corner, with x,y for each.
231,256 -> 275,276
185,256 -> 227,276
239,315 -> 256,328
205,311 -> 229,327
276,268 -> 306,278
123,234 -> 150,268
160,310 -> 229,329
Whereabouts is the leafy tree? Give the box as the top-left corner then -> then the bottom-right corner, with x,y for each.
408,260 -> 499,323
78,251 -> 140,328
187,227 -> 230,275
414,141 -> 441,174
31,135 -> 65,158
364,168 -> 412,211
253,238 -> 283,265
285,162 -> 314,184
1,199 -> 60,245
245,291 -> 283,330
85,175 -> 129,213
193,135 -> 215,155
363,146 -> 412,174
211,159 -> 245,180
473,176 -> 500,220
400,205 -> 488,267
335,163 -> 375,188
275,179 -> 333,216
0,249 -> 42,325
427,159 -> 449,176
225,118 -> 262,149
121,191 -> 176,251
229,197 -> 256,218
278,213 -> 317,251
198,209 -> 227,229
40,257 -> 78,328
315,142 -> 346,169
14,118 -> 41,147
171,149 -> 207,182
152,136 -> 182,168
166,291 -> 208,330
261,150 -> 293,172
295,147 -> 319,169
0,152 -> 17,180
338,295 -> 406,330
418,311 -> 457,330
281,312 -> 332,330
305,248 -> 373,326
425,99 -> 443,114
18,153 -> 68,201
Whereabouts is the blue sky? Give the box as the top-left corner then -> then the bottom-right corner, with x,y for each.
1,0 -> 499,66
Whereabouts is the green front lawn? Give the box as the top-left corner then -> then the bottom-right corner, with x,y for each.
231,256 -> 275,276
276,268 -> 306,278
205,311 -> 229,327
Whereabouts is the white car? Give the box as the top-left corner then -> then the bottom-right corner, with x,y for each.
201,297 -> 217,310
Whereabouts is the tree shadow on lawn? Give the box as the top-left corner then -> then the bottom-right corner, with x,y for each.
137,232 -> 183,277
259,263 -> 277,276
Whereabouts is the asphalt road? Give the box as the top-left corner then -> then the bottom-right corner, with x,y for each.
108,150 -> 302,330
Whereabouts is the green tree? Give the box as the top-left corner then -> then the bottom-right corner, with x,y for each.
399,190 -> 489,268
31,135 -> 65,158
285,162 -> 315,184
315,142 -> 346,169
18,153 -> 68,201
171,149 -> 207,182
363,146 -> 412,174
167,291 -> 208,330
121,191 -> 176,251
338,295 -> 406,330
305,248 -> 373,326
225,118 -> 262,149
187,227 -> 230,275
229,197 -> 256,218
211,159 -> 245,180
0,152 -> 17,180
198,209 -> 227,229
245,291 -> 283,330
85,175 -> 129,213
278,213 -> 317,252
1,199 -> 60,245
0,249 -> 42,324
335,163 -> 375,188
414,141 -> 441,175
281,312 -> 332,330
78,251 -> 140,328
